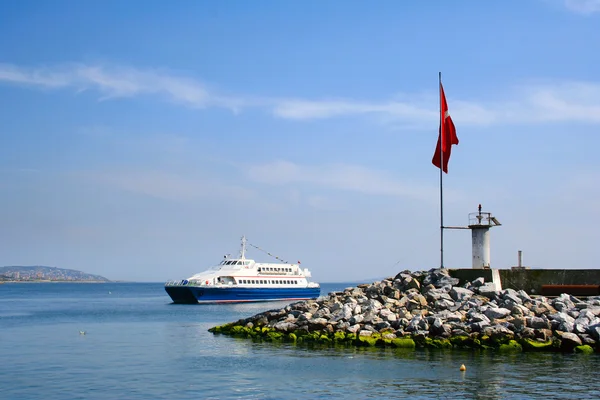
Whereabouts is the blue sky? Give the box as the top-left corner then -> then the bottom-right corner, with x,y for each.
1,0 -> 599,282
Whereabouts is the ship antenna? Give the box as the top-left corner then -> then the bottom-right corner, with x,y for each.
240,235 -> 247,259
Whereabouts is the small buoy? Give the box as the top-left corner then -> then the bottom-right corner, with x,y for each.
459,364 -> 466,371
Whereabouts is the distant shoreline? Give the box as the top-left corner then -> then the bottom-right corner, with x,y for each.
1,280 -> 112,284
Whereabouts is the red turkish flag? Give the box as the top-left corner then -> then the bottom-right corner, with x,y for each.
432,83 -> 458,173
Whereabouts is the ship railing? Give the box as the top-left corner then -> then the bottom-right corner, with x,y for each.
165,280 -> 195,286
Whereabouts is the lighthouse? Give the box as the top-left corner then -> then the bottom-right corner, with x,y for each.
468,204 -> 501,269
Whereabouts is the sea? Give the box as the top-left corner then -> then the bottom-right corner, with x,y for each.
1,282 -> 598,400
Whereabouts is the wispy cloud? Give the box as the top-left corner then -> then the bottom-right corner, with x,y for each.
561,0 -> 600,14
83,169 -> 255,203
0,63 -> 245,110
272,82 -> 600,125
1,62 -> 600,126
246,160 -> 457,202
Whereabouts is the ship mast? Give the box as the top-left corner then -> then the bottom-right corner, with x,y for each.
240,235 -> 247,260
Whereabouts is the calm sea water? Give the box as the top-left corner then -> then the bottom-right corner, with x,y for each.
1,282 -> 598,400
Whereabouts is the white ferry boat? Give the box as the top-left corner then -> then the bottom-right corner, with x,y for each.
164,236 -> 320,304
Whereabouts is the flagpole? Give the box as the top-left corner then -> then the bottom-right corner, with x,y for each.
439,71 -> 444,269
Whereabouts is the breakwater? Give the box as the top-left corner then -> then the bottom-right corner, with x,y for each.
209,268 -> 600,353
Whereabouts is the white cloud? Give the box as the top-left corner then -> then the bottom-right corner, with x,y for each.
246,160 -> 457,202
83,169 -> 255,203
271,82 -> 600,125
0,62 -> 243,110
562,0 -> 600,14
1,62 -> 600,126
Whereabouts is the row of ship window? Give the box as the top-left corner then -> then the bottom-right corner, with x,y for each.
260,267 -> 293,272
239,279 -> 299,285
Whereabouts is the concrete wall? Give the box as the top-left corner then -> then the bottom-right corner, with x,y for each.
448,268 -> 600,295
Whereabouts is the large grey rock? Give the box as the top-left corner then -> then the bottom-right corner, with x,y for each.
469,321 -> 490,332
374,321 -> 392,331
308,318 -> 328,330
557,332 -> 582,350
273,321 -> 298,332
482,324 -> 514,338
470,277 -> 485,287
548,312 -> 575,325
587,323 -> 600,341
313,308 -> 331,319
450,287 -> 474,302
298,312 -> 312,322
478,283 -> 500,299
526,316 -> 550,330
429,318 -> 452,337
517,290 -> 532,302
425,288 -> 453,303
484,307 -> 511,320
468,311 -> 491,324
379,308 -> 397,322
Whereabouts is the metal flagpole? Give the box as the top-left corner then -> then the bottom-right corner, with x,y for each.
439,72 -> 444,269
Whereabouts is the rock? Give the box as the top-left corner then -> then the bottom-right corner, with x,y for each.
549,312 -> 575,332
425,288 -> 452,303
517,290 -> 531,302
374,321 -> 391,331
588,324 -> 600,341
273,321 -> 298,332
478,283 -> 500,299
450,287 -> 474,302
512,317 -> 526,330
470,277 -> 485,287
484,307 -> 512,320
536,328 -> 553,341
308,318 -> 328,330
469,321 -> 490,332
298,312 -> 312,322
520,327 -> 536,339
482,324 -> 514,339
429,318 -> 452,337
468,311 -> 491,324
557,332 -> 582,350
578,334 -> 596,346
526,316 -> 550,330
313,308 -> 331,319
403,276 -> 421,291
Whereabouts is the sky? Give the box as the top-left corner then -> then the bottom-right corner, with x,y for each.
1,0 -> 599,282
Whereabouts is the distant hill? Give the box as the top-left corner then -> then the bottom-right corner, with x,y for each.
0,266 -> 110,282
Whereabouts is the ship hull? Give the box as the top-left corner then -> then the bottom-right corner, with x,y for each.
165,285 -> 321,304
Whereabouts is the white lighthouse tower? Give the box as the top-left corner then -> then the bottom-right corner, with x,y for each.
468,204 -> 501,269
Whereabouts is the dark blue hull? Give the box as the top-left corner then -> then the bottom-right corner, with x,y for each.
165,285 -> 321,304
